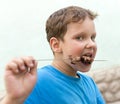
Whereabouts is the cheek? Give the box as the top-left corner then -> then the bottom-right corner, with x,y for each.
62,40 -> 84,56
69,43 -> 84,55
94,45 -> 97,56
95,44 -> 97,51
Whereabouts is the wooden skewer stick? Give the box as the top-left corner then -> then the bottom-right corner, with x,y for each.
36,59 -> 107,62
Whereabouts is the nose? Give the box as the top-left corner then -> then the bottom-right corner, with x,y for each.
85,39 -> 97,49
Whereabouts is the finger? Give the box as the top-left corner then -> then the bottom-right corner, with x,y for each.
12,58 -> 27,72
22,56 -> 38,74
5,61 -> 19,74
21,56 -> 35,68
30,59 -> 38,75
6,56 -> 37,75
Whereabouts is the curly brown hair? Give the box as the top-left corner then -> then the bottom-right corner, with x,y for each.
46,6 -> 97,42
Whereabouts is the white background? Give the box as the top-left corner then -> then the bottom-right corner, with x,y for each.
0,0 -> 120,90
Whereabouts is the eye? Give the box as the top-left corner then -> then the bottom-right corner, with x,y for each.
75,36 -> 83,41
91,35 -> 96,41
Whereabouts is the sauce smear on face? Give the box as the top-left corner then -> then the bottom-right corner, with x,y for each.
69,55 -> 93,65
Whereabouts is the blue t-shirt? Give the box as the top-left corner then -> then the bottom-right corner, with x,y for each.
24,65 -> 105,104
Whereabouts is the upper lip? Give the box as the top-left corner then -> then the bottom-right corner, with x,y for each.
81,52 -> 94,58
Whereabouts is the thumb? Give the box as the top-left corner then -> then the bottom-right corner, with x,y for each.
30,60 -> 38,75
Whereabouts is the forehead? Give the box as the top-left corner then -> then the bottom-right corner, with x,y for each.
66,17 -> 96,35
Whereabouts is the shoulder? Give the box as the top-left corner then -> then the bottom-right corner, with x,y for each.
36,65 -> 62,85
78,72 -> 94,82
36,65 -> 54,80
78,72 -> 105,103
24,65 -> 55,103
77,72 -> 98,89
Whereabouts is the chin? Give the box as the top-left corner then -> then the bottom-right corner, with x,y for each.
77,64 -> 92,72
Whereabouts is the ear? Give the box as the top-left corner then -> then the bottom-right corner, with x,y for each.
50,37 -> 62,53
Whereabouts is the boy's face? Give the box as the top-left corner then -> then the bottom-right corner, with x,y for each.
60,17 -> 97,72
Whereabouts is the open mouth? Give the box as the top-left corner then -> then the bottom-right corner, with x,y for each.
80,55 -> 93,65
69,54 -> 94,65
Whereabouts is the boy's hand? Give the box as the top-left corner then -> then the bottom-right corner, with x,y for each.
3,56 -> 38,103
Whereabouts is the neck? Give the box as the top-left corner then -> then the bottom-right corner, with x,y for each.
52,59 -> 78,77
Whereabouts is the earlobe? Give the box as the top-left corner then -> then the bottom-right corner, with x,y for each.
50,37 -> 62,53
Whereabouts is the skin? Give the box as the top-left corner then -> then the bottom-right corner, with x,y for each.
1,56 -> 37,104
52,17 -> 97,77
1,17 -> 97,104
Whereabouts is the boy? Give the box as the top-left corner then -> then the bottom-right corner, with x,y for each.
1,6 -> 105,104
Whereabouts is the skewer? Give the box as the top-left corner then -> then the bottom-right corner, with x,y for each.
36,55 -> 107,66
36,59 -> 107,62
